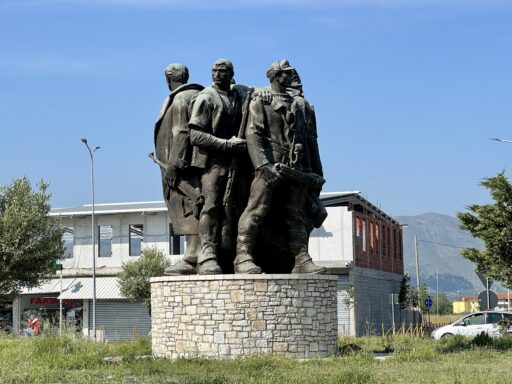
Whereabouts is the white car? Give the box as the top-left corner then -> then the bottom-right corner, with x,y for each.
431,311 -> 512,339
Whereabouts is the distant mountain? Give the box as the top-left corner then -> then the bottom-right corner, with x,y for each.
396,213 -> 499,297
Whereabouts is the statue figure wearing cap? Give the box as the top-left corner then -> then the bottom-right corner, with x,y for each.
286,65 -> 327,237
235,60 -> 327,274
153,63 -> 204,275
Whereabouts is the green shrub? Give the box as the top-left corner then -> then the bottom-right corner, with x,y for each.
381,335 -> 395,353
472,331 -> 493,348
436,334 -> 471,354
491,334 -> 512,350
497,317 -> 512,336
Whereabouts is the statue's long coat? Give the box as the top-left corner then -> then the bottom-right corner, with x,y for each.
154,83 -> 203,234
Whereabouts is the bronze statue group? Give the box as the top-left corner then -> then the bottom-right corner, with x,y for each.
153,59 -> 327,275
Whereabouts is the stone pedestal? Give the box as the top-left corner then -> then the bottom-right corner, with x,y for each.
150,274 -> 338,359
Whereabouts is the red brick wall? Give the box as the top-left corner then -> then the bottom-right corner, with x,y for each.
353,211 -> 403,275
381,223 -> 393,273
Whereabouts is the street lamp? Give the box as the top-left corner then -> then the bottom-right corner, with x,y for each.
81,138 -> 100,341
491,137 -> 512,310
414,235 -> 421,309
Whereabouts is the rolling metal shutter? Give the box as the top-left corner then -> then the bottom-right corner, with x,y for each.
89,300 -> 151,342
337,275 -> 351,336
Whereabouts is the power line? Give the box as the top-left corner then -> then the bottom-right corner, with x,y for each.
417,239 -> 464,249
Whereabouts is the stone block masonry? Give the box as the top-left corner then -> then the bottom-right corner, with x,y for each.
150,275 -> 338,359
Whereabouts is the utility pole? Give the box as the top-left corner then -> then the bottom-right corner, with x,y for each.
486,277 -> 491,310
436,268 -> 439,317
82,138 -> 100,340
414,234 -> 421,310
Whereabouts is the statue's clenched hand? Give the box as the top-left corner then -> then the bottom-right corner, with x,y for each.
259,164 -> 282,187
165,165 -> 179,189
258,89 -> 273,104
226,136 -> 247,154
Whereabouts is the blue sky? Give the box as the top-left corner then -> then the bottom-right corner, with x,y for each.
0,0 -> 511,216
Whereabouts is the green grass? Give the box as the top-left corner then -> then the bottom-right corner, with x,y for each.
1,334 -> 512,383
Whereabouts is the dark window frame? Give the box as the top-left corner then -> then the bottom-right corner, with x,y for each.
63,227 -> 74,259
169,224 -> 182,255
129,224 -> 144,257
98,225 -> 113,258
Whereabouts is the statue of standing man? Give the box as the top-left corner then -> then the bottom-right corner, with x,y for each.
153,63 -> 204,275
235,60 -> 326,274
188,59 -> 247,274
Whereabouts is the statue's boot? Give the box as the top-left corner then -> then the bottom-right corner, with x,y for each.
164,256 -> 197,276
196,215 -> 222,274
197,258 -> 221,274
288,227 -> 327,274
197,243 -> 222,275
291,251 -> 327,274
234,236 -> 262,274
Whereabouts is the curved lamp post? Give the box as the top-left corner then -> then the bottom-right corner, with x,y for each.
490,137 -> 512,309
81,138 -> 100,340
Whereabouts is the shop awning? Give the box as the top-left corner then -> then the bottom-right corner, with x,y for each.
58,277 -> 124,300
20,278 -> 77,295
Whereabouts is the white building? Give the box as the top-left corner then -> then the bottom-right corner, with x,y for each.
12,192 -> 405,339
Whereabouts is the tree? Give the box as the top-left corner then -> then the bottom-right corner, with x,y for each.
117,247 -> 171,315
0,177 -> 65,296
398,274 -> 412,309
417,284 -> 430,313
458,172 -> 512,288
341,283 -> 356,309
398,274 -> 424,309
398,276 -> 432,312
432,292 -> 452,315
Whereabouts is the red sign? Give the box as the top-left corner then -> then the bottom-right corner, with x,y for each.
29,297 -> 80,307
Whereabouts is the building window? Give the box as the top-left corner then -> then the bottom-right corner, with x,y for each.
387,227 -> 391,257
355,216 -> 360,237
169,224 -> 184,255
129,224 -> 144,256
63,227 -> 74,259
98,225 -> 112,257
382,225 -> 387,258
362,218 -> 366,252
399,231 -> 403,260
393,228 -> 398,259
369,221 -> 374,251
375,222 -> 379,251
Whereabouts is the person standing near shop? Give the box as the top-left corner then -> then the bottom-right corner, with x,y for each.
32,315 -> 43,336
23,314 -> 37,336
23,316 -> 34,336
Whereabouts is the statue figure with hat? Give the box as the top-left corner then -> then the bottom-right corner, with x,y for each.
286,64 -> 328,239
234,60 -> 327,274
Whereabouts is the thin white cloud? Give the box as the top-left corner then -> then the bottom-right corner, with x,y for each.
2,0 -> 511,10
0,57 -> 91,75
